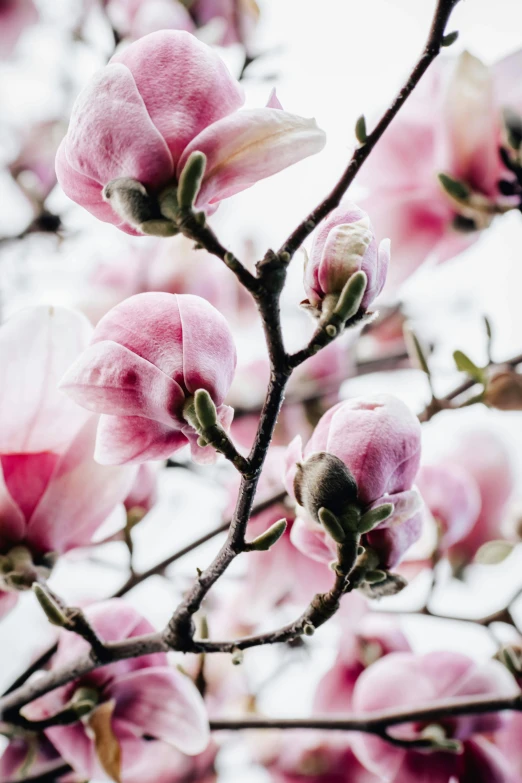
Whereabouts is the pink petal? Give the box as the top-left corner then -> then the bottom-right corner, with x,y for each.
493,48 -> 522,110
289,515 -> 336,564
0,306 -> 92,454
283,434 -> 303,498
112,30 -> 244,165
0,737 -> 62,783
0,591 -> 19,619
0,465 -> 26,549
110,667 -> 209,755
60,340 -> 186,427
179,107 -> 326,207
1,452 -> 58,523
178,295 -> 237,404
26,418 -> 136,554
95,414 -> 188,465
460,738 -> 513,783
365,489 -> 424,569
60,63 -> 174,191
416,464 -> 481,550
266,88 -> 283,110
44,723 -> 96,781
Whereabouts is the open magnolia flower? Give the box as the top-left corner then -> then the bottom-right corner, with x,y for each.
0,307 -> 135,618
284,394 -> 423,575
60,292 -> 237,465
359,49 -> 522,288
352,651 -> 518,783
56,30 -> 326,235
21,601 -> 210,783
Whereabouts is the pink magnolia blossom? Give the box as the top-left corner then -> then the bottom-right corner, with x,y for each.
0,307 -> 135,616
0,735 -> 64,783
60,292 -> 237,466
285,395 -> 423,570
106,0 -> 195,40
352,651 -> 518,783
56,30 -> 326,235
496,711 -> 522,781
305,202 -> 390,313
416,464 -> 482,551
314,606 -> 411,715
358,50 -> 522,289
22,601 -> 209,782
0,0 -> 38,59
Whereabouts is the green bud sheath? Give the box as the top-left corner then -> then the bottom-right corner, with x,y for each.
194,388 -> 218,429
178,151 -> 207,210
249,518 -> 287,551
358,503 -> 394,534
355,114 -> 368,144
318,507 -> 346,543
33,584 -> 68,627
333,270 -> 367,322
438,172 -> 470,202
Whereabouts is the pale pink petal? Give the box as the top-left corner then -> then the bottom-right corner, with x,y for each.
26,418 -> 136,553
283,435 -> 303,498
129,0 -> 195,39
0,0 -> 38,59
91,292 -> 185,381
60,63 -> 174,191
44,723 -> 96,781
365,488 -> 424,569
289,516 -> 336,564
60,340 -> 186,427
112,30 -> 244,165
416,464 -> 481,550
178,295 -> 237,404
110,667 -> 209,754
0,591 -> 18,619
180,108 -> 326,207
266,88 -> 283,110
0,306 -> 92,454
95,414 -> 188,465
494,48 -> 522,111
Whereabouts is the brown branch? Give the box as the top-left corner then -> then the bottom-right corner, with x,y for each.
277,0 -> 462,262
209,691 -> 522,733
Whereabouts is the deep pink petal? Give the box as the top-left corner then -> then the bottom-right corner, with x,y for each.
95,414 -> 188,465
26,418 -> 136,553
112,30 -> 244,165
0,306 -> 92,454
0,465 -> 26,549
1,453 -> 58,523
60,340 -> 186,427
460,738 -> 513,783
110,667 -> 209,754
180,107 -> 326,208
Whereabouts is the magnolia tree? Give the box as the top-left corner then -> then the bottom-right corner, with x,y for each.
2,1 -> 522,782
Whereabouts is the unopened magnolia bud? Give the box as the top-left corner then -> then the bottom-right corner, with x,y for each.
294,452 -> 358,522
420,725 -> 462,753
318,507 -> 346,543
355,115 -> 367,144
178,151 -> 207,209
71,687 -> 100,718
441,30 -> 459,47
358,503 -> 394,534
485,370 -> 522,411
102,177 -> 157,228
438,173 -> 470,202
231,648 -> 243,665
248,518 -> 287,551
333,269 -> 368,322
194,388 -> 218,429
33,584 -> 68,627
360,571 -> 407,599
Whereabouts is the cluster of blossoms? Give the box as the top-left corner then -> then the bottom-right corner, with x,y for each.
2,7 -> 522,783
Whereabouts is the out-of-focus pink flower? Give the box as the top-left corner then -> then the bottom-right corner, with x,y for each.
416,464 -> 482,551
315,604 -> 411,715
107,0 -> 195,40
124,463 -> 157,516
496,711 -> 522,781
60,292 -> 237,466
259,731 -> 379,783
22,601 -> 209,782
56,30 -> 325,234
359,50 -> 522,289
285,395 -> 423,570
191,0 -> 259,50
304,202 -> 390,314
0,735 -> 64,783
9,120 -> 64,202
0,307 -> 135,616
0,0 -> 38,59
352,651 -> 517,783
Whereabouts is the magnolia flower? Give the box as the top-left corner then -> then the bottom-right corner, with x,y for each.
0,0 -> 38,59
56,30 -> 325,235
358,49 -> 522,288
22,601 -> 209,783
304,202 -> 390,315
60,292 -> 237,465
314,605 -> 411,715
416,463 -> 482,551
352,651 -> 518,783
0,736 -> 64,783
0,307 -> 135,617
285,395 -> 423,571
